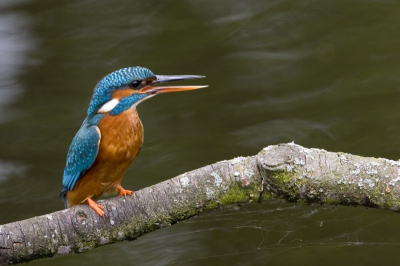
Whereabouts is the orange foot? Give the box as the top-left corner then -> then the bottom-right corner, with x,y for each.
118,186 -> 135,197
87,198 -> 104,216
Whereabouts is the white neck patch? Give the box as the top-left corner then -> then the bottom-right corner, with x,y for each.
98,98 -> 120,113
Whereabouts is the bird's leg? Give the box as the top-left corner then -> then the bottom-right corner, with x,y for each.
87,198 -> 104,216
117,185 -> 135,197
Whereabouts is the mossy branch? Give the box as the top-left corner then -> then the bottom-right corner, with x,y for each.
1,143 -> 400,264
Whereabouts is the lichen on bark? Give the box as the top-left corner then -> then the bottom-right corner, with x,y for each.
2,143 -> 400,264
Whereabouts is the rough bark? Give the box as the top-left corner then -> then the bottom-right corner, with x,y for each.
1,143 -> 400,264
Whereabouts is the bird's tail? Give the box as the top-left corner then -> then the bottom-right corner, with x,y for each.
60,188 -> 68,209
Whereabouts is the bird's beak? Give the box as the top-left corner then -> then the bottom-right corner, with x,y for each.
137,75 -> 207,94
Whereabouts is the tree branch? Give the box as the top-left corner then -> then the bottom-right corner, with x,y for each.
1,143 -> 399,264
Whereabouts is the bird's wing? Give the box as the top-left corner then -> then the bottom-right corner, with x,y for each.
62,125 -> 101,191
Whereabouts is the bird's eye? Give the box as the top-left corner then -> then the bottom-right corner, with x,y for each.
130,80 -> 141,89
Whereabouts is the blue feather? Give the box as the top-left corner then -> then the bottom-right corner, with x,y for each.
109,93 -> 149,115
87,66 -> 155,116
61,121 -> 101,207
61,66 -> 156,208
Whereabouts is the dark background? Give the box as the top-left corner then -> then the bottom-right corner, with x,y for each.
1,0 -> 400,265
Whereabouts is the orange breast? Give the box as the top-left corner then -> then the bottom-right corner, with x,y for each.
66,108 -> 143,207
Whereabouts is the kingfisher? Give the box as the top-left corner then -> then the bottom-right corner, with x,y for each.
61,66 -> 206,216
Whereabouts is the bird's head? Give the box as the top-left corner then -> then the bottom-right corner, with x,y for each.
87,66 -> 206,116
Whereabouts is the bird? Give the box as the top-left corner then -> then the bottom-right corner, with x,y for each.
60,66 -> 206,216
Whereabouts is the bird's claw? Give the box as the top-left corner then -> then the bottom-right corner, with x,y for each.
87,198 -> 105,216
117,186 -> 135,197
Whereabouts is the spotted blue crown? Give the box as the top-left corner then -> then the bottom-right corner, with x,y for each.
87,66 -> 155,116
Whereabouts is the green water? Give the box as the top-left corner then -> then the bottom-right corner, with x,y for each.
1,0 -> 400,265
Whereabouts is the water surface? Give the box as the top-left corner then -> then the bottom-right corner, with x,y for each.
1,0 -> 400,265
